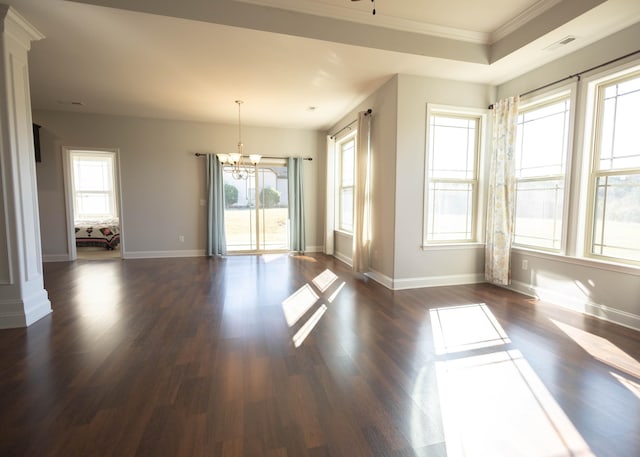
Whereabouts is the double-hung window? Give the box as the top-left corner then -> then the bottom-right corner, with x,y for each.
513,94 -> 571,251
71,151 -> 118,221
337,135 -> 355,232
587,71 -> 640,264
424,106 -> 483,243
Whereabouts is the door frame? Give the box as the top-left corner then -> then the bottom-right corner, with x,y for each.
224,158 -> 289,254
61,146 -> 125,260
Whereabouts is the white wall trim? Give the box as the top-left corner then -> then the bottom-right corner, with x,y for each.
512,248 -> 640,277
333,252 -> 352,267
365,269 -> 394,289
0,292 -> 52,329
509,280 -> 640,332
42,254 -> 71,263
393,273 -> 486,290
304,245 -> 323,253
123,250 -> 206,259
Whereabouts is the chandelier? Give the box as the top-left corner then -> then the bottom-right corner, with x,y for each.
217,100 -> 261,179
351,0 -> 376,15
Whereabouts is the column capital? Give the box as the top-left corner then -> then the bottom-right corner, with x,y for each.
0,5 -> 45,49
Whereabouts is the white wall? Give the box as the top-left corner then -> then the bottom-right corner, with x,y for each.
393,74 -> 494,288
496,22 -> 640,330
328,74 -> 495,288
34,110 -> 325,259
327,75 -> 398,280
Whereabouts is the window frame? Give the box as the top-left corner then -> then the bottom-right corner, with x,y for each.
422,104 -> 486,247
584,69 -> 640,266
336,132 -> 356,234
512,90 -> 574,253
70,151 -> 118,221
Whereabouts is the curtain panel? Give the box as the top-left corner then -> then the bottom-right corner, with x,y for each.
288,157 -> 306,253
485,96 -> 519,285
206,154 -> 227,256
324,135 -> 336,256
352,110 -> 372,273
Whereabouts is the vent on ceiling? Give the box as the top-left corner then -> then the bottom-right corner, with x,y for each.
544,36 -> 577,51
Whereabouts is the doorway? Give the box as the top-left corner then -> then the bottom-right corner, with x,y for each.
62,147 -> 124,260
223,160 -> 289,252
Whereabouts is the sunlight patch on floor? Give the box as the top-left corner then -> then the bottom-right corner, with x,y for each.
419,304 -> 594,457
551,318 -> 640,379
312,268 -> 338,292
610,371 -> 640,399
281,284 -> 319,327
327,281 -> 346,303
281,268 -> 342,348
261,253 -> 286,263
430,303 -> 510,355
436,349 -> 593,457
293,305 -> 328,348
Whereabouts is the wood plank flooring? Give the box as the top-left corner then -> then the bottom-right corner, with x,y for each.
1,254 -> 639,456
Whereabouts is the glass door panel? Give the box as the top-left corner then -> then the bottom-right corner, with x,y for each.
223,169 -> 256,251
223,162 -> 288,252
257,166 -> 288,250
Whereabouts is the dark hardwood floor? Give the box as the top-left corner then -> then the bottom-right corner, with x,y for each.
1,254 -> 639,456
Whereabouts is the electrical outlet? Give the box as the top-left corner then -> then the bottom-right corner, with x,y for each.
522,259 -> 528,270
179,235 -> 185,242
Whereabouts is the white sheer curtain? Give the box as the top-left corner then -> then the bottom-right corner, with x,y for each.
324,135 -> 336,256
485,96 -> 519,285
352,110 -> 372,273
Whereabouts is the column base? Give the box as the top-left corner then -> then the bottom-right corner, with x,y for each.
0,290 -> 52,329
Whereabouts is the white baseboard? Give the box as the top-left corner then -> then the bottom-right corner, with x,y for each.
510,280 -> 640,332
0,291 -> 52,329
304,245 -> 323,253
333,252 -> 352,267
365,269 -> 394,289
42,254 -> 70,262
123,250 -> 206,259
393,273 -> 486,290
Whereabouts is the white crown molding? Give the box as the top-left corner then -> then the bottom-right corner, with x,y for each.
490,0 -> 562,43
235,0 -> 489,43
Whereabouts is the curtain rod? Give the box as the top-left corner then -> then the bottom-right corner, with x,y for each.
488,49 -> 640,109
329,108 -> 372,139
194,153 -> 312,161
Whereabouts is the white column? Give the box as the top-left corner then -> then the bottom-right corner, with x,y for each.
0,5 -> 51,328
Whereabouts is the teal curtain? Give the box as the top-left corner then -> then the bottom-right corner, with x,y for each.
206,154 -> 227,256
288,157 -> 306,253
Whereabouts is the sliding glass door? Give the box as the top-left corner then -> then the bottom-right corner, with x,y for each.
223,161 -> 289,252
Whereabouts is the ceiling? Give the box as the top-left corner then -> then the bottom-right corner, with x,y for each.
4,0 -> 640,130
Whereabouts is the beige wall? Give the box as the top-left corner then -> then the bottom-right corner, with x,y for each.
34,110 -> 325,259
391,74 -> 494,288
495,22 -> 640,330
328,76 -> 398,279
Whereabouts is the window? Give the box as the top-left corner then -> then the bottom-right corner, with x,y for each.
587,71 -> 640,264
71,152 -> 117,221
424,107 -> 483,243
337,135 -> 355,232
514,95 -> 571,251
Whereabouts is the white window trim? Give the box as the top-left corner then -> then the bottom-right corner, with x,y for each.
422,104 -> 487,248
70,151 -> 118,220
582,66 -> 640,267
512,85 -> 577,255
335,131 -> 356,234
